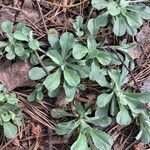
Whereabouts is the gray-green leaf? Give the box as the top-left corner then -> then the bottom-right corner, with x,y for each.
64,67 -> 80,87
97,93 -> 113,108
44,69 -> 61,91
3,122 -> 17,139
72,44 -> 88,59
71,132 -> 88,150
29,67 -> 47,80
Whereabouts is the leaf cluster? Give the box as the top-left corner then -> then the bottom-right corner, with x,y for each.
0,84 -> 22,139
51,102 -> 113,150
0,21 -> 40,60
91,0 -> 150,36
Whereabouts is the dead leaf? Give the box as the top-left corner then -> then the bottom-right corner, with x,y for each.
141,78 -> 150,92
31,124 -> 42,139
136,24 -> 150,55
0,60 -> 35,91
133,143 -> 145,150
136,24 -> 150,47
17,0 -> 39,23
12,138 -> 20,147
128,46 -> 142,59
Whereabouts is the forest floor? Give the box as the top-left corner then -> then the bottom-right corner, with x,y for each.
0,0 -> 150,150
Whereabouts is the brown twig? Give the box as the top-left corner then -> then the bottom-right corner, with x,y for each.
44,0 -> 89,8
35,51 -> 49,74
37,1 -> 49,35
0,126 -> 29,150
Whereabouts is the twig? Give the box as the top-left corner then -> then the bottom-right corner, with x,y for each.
35,51 -> 49,74
37,1 -> 49,35
0,4 -> 20,11
0,126 -> 29,150
44,0 -> 89,8
47,127 -> 53,150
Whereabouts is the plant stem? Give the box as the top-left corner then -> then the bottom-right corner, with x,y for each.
35,51 -> 49,74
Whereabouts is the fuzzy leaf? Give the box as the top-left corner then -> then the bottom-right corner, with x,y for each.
51,108 -> 73,118
73,44 -> 88,59
1,20 -> 13,33
44,69 -> 61,91
71,132 -> 88,150
64,67 -> 80,87
13,31 -> 29,41
3,122 -> 17,139
90,128 -> 113,150
116,106 -> 131,125
29,67 -> 47,80
97,93 -> 113,108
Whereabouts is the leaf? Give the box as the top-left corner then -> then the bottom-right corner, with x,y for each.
48,33 -> 60,50
28,91 -> 36,101
87,19 -> 100,35
60,32 -> 75,59
125,12 -> 142,29
36,91 -> 44,101
89,61 -> 108,87
14,44 -> 25,57
96,51 -> 111,65
87,116 -> 111,127
116,106 -> 132,125
108,2 -> 120,16
124,92 -> 150,104
92,0 -> 108,10
1,20 -> 13,33
64,67 -> 80,87
29,67 -> 47,80
63,82 -> 76,102
110,98 -> 119,116
3,122 -> 17,138
95,13 -> 108,27
51,108 -> 73,118
71,132 -> 88,150
113,16 -> 126,36
0,93 -> 5,102
108,69 -> 121,87
120,0 -> 129,7
71,64 -> 90,79
1,112 -> 11,122
72,43 -> 89,59
47,50 -> 62,65
0,41 -> 8,48
48,86 -> 60,98
97,93 -> 113,108
44,69 -> 61,91
137,113 -> 150,144
13,31 -> 29,41
56,120 -> 78,135
73,16 -> 84,37
7,93 -> 18,105
6,51 -> 16,60
29,39 -> 39,50
90,128 -> 113,150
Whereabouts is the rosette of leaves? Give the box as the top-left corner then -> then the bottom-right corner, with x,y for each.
0,84 -> 22,139
29,32 -> 90,101
95,63 -> 150,143
51,102 -> 113,150
0,20 -> 40,60
72,36 -> 124,67
91,0 -> 150,36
